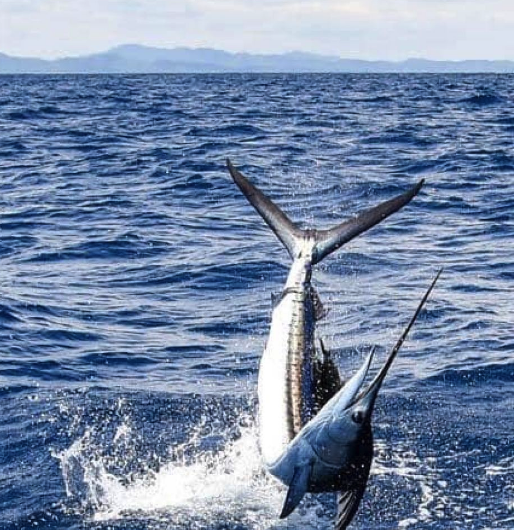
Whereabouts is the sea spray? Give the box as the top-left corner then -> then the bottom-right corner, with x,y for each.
54,410 -> 330,529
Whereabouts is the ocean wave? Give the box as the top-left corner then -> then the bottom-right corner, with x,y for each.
0,72 -> 513,529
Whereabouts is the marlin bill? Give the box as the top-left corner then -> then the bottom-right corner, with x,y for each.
227,159 -> 431,529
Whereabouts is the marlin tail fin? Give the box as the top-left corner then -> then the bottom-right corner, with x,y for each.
227,159 -> 423,265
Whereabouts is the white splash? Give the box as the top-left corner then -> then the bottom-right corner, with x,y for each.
54,416 -> 329,529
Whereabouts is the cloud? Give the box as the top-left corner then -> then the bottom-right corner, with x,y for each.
0,0 -> 43,14
0,0 -> 202,58
0,0 -> 513,60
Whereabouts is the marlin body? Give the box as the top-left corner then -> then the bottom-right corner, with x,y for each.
227,159 -> 434,529
258,243 -> 319,466
267,271 -> 440,526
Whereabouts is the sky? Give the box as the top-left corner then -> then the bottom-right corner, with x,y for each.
0,0 -> 513,61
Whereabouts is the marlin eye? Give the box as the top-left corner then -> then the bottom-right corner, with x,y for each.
352,411 -> 364,424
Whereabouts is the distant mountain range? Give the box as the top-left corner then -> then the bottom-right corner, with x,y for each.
1,44 -> 514,73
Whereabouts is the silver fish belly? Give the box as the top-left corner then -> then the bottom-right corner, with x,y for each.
258,256 -> 317,466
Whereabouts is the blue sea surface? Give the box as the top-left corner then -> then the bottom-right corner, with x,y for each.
0,73 -> 513,529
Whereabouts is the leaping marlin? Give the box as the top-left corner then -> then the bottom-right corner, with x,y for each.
266,271 -> 440,528
227,159 -> 435,529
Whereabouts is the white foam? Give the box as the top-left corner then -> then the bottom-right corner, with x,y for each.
54,416 -> 329,529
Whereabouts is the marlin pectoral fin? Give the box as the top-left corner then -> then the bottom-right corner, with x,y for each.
336,484 -> 367,530
279,464 -> 312,519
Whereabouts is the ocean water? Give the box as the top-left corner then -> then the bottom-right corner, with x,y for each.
0,73 -> 513,530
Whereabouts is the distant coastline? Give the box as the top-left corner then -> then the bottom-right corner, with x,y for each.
1,44 -> 514,74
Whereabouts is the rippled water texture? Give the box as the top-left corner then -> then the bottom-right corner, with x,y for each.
0,74 -> 513,529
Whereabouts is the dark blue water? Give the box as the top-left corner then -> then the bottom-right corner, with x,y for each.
0,73 -> 513,530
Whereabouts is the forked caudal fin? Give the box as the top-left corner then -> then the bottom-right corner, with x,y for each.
227,159 -> 424,265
